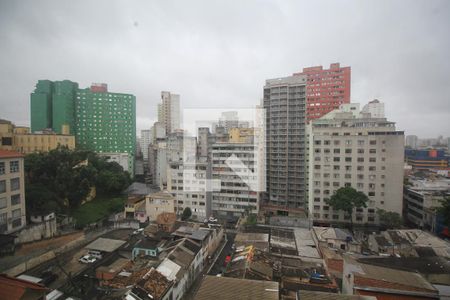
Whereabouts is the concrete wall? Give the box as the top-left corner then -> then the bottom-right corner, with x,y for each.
16,219 -> 57,244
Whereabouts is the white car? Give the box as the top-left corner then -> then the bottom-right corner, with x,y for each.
132,228 -> 144,235
78,255 -> 97,264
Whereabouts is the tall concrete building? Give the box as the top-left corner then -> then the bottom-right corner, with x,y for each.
405,135 -> 419,149
139,129 -> 152,160
158,91 -> 180,135
307,102 -> 404,225
263,75 -> 308,211
30,80 -> 79,134
362,99 -> 385,118
0,150 -> 26,234
75,84 -> 136,174
294,63 -> 351,121
211,143 -> 260,218
30,81 -> 136,174
167,160 -> 211,219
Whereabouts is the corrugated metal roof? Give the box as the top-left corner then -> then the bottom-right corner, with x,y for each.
195,276 -> 279,300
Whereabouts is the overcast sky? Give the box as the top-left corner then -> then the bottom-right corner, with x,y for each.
0,0 -> 449,138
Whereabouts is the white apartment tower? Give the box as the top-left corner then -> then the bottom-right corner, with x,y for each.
361,99 -> 385,118
211,143 -> 260,218
167,160 -> 211,219
263,75 -> 307,210
307,102 -> 404,225
158,91 -> 180,135
139,129 -> 152,160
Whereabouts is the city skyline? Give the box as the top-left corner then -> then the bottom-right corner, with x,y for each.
0,1 -> 449,137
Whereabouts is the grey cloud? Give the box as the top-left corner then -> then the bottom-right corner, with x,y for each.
0,0 -> 449,137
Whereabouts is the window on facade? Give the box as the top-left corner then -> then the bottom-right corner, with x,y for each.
357,183 -> 364,189
368,192 -> 375,196
334,140 -> 340,145
0,180 -> 5,193
10,161 -> 19,173
333,215 -> 339,220
333,149 -> 340,154
345,157 -> 352,162
12,208 -> 21,219
370,140 -> 377,145
369,166 -> 376,171
333,157 -> 340,162
0,162 -> 4,175
0,197 -> 6,209
369,158 -> 376,162
357,157 -> 364,162
357,166 -> 364,171
345,149 -> 352,154
369,149 -> 376,154
11,194 -> 20,206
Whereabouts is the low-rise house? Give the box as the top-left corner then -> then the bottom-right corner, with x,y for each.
145,191 -> 176,222
172,222 -> 224,259
368,229 -> 450,258
156,212 -> 177,232
132,237 -> 166,259
124,196 -> 146,220
126,268 -> 173,300
234,232 -> 269,252
157,238 -> 203,300
96,258 -> 130,281
313,227 -> 361,252
356,256 -> 450,299
342,254 -> 439,299
0,274 -> 49,300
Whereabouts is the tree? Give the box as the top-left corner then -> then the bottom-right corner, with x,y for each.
438,196 -> 450,228
181,207 -> 192,221
325,187 -> 369,232
377,209 -> 403,229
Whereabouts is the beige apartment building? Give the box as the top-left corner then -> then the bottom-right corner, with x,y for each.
228,128 -> 255,143
307,103 -> 404,225
145,190 -> 176,221
0,119 -> 75,153
0,150 -> 26,234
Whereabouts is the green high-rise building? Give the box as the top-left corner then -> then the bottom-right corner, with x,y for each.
30,79 -> 79,134
30,81 -> 136,174
30,80 -> 54,132
75,85 -> 136,174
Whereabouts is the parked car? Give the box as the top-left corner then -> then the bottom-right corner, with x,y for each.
87,250 -> 103,259
78,255 -> 97,264
132,228 -> 144,235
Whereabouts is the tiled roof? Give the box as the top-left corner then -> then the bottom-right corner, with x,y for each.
0,274 -> 49,300
354,276 -> 437,293
0,150 -> 23,159
297,290 -> 376,300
